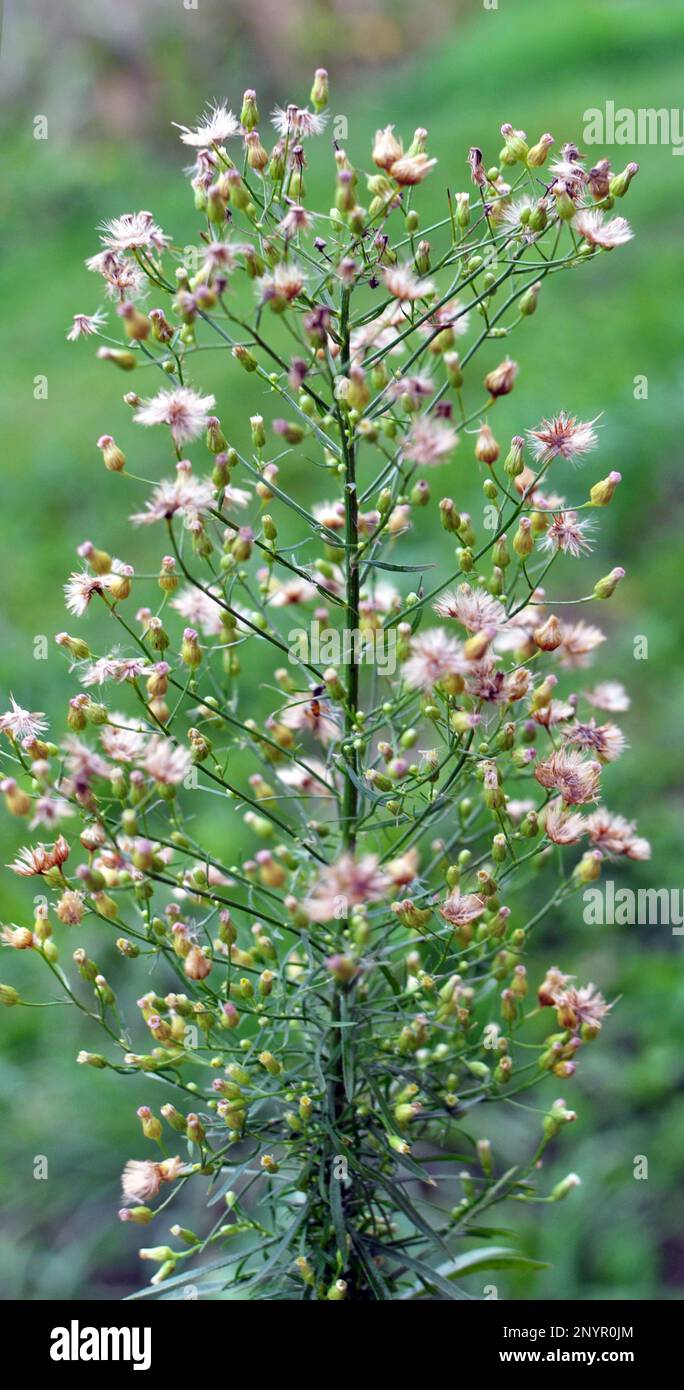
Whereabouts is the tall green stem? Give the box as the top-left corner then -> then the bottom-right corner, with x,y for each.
339,286 -> 360,853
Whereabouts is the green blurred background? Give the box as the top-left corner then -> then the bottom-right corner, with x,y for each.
1,0 -> 683,1299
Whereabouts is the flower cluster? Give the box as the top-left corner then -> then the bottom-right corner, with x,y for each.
3,83 -> 645,1300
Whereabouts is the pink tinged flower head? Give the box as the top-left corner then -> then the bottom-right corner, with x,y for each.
267,577 -> 318,607
434,583 -> 506,633
80,657 -> 153,687
99,211 -> 170,254
403,415 -> 459,467
121,1157 -> 183,1204
29,796 -> 73,831
585,808 -> 651,860
276,760 -> 333,798
120,1161 -> 159,1204
387,373 -> 435,407
558,620 -> 606,670
538,965 -> 574,1008
201,240 -> 242,275
542,511 -> 594,557
64,571 -> 109,617
573,209 -> 633,249
565,719 -> 627,763
85,250 -> 146,301
171,586 -> 225,636
421,303 -> 470,343
386,847 -> 420,888
390,152 -> 437,185
62,737 -> 111,781
527,412 -> 599,464
174,102 -> 240,147
584,680 -> 630,713
271,104 -> 328,138
554,984 -> 612,1034
258,263 -> 306,307
402,629 -> 469,693
534,747 -> 601,805
140,736 -> 193,786
7,834 -> 70,877
543,798 -> 586,846
279,204 -> 312,239
133,387 -> 216,445
278,699 -> 338,745
130,467 -> 216,527
67,310 -> 106,341
100,716 -> 147,762
304,853 -> 390,923
383,264 -> 435,302
0,696 -> 48,741
438,888 -> 486,927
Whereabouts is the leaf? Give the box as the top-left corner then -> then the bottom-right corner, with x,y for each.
206,1146 -> 260,1207
350,1156 -> 452,1259
339,993 -> 355,1102
362,558 -> 436,572
436,1246 -> 548,1279
363,1239 -> 471,1301
329,1166 -> 347,1261
126,1253 -> 252,1300
248,1204 -> 310,1291
351,1234 -> 393,1299
379,964 -> 401,997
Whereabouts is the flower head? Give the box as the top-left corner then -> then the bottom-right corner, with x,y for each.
85,250 -> 145,301
383,265 -> 434,302
584,680 -> 630,713
130,464 -> 216,527
133,387 -> 216,445
8,835 -> 70,877
558,620 -> 606,669
542,510 -> 594,557
304,853 -> 390,922
80,656 -> 153,687
543,798 -> 586,845
64,571 -> 109,617
534,748 -> 601,804
0,696 -> 48,741
585,808 -> 651,859
67,310 -> 106,341
99,211 -> 170,254
434,583 -> 506,632
438,888 -> 487,927
573,209 -> 633,249
140,736 -> 193,786
554,984 -> 612,1034
100,716 -> 147,763
174,103 -> 240,147
402,629 -> 469,693
565,719 -> 626,762
121,1157 -> 184,1204
271,104 -> 328,138
527,412 -> 599,464
403,415 -> 459,466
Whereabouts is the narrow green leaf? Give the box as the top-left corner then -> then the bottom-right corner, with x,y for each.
436,1246 -> 548,1279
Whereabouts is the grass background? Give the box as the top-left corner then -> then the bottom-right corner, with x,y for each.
1,0 -> 683,1298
